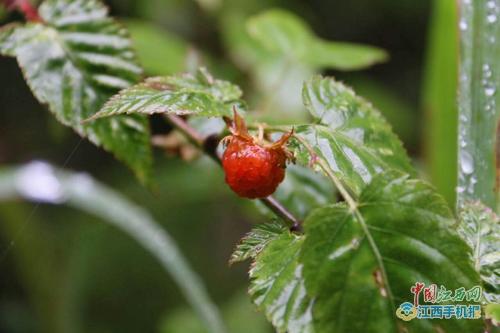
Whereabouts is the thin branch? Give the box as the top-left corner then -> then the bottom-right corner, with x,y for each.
165,114 -> 302,231
264,196 -> 302,232
166,114 -> 205,146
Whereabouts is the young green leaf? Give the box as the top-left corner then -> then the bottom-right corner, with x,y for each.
89,68 -> 245,121
221,10 -> 315,121
247,230 -> 314,333
230,219 -> 288,265
293,76 -> 414,195
301,171 -> 482,333
247,9 -> 387,71
458,201 -> 500,303
0,0 -> 152,182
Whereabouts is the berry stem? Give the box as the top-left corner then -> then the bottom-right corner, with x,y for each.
165,114 -> 302,231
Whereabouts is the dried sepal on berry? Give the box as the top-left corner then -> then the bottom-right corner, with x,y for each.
221,108 -> 294,199
222,108 -> 253,144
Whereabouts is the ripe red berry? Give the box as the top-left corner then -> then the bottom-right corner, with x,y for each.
221,110 -> 293,199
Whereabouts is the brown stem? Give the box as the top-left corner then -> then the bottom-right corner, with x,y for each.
2,0 -> 42,22
165,114 -> 302,231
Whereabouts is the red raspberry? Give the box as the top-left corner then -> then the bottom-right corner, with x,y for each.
222,110 -> 293,199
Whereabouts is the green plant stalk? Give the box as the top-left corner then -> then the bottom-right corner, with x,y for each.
0,163 -> 227,333
457,0 -> 500,210
423,0 -> 458,205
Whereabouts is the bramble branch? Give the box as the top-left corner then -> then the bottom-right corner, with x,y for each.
165,114 -> 302,231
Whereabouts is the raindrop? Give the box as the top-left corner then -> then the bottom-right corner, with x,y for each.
467,184 -> 474,194
485,87 -> 496,96
459,19 -> 468,31
487,14 -> 497,23
460,151 -> 474,175
483,64 -> 492,79
457,186 -> 466,194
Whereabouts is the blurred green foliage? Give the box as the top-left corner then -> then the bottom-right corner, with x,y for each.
160,290 -> 272,333
125,20 -> 189,75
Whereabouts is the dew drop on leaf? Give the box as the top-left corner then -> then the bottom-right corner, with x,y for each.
460,151 -> 474,175
485,87 -> 496,96
460,19 -> 468,31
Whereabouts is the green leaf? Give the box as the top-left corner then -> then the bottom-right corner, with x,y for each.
90,68 -> 245,120
0,0 -> 152,182
301,171 -> 482,333
248,230 -> 314,333
458,201 -> 500,303
303,42 -> 388,71
221,11 -> 314,121
246,9 -> 387,70
230,219 -> 288,265
294,76 -> 414,195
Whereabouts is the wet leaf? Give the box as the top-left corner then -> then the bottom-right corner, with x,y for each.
458,201 -> 500,303
301,171 -> 482,333
0,0 -> 152,182
230,219 -> 287,265
247,230 -> 314,333
90,68 -> 245,120
293,76 -> 414,195
231,220 -> 314,333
